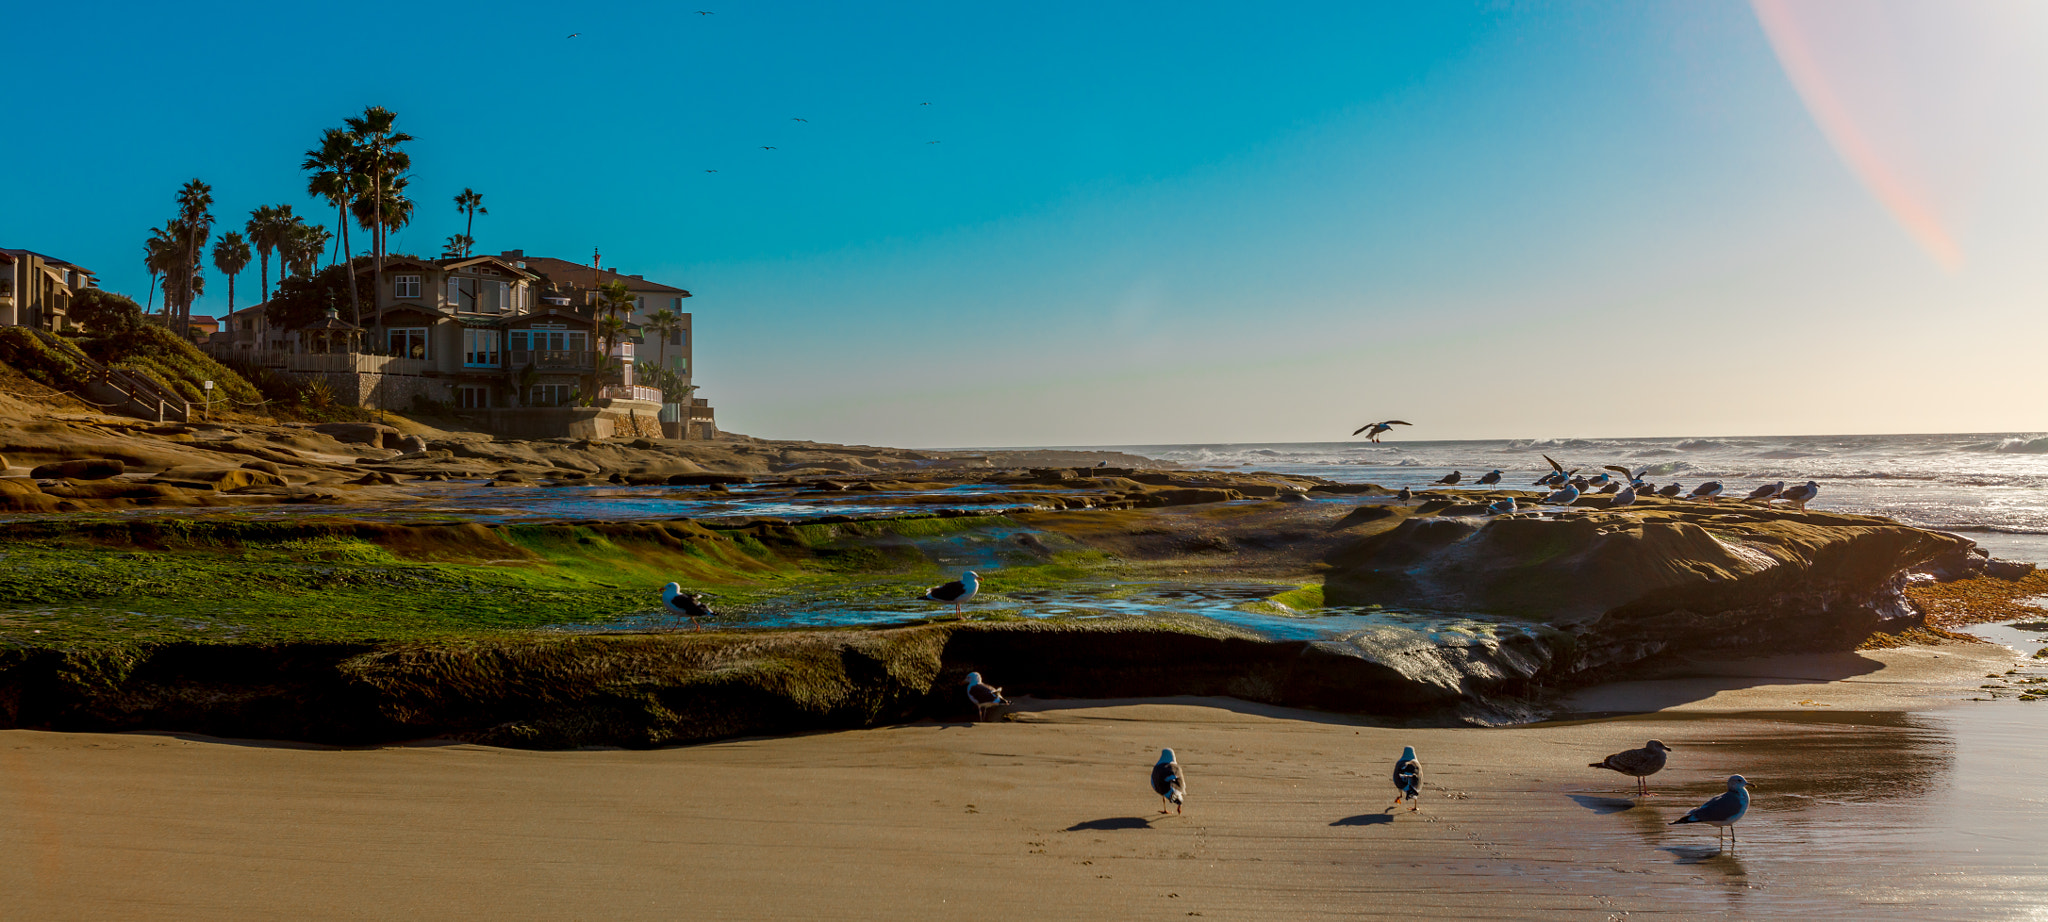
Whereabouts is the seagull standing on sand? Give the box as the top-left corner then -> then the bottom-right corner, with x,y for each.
661,582 -> 715,630
1391,746 -> 1423,812
965,672 -> 1008,721
1152,749 -> 1187,814
1351,420 -> 1411,443
1671,774 -> 1755,849
1434,471 -> 1462,486
1745,481 -> 1785,503
1590,740 -> 1671,796
1778,481 -> 1820,510
923,571 -> 980,617
1477,470 -> 1503,486
1688,481 -> 1725,500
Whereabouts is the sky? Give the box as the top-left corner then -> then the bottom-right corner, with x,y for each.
3,1 -> 2045,447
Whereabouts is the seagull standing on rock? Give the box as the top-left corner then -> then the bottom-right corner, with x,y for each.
1391,746 -> 1423,812
1486,497 -> 1517,515
1152,749 -> 1187,814
922,571 -> 980,617
1477,470 -> 1503,486
1543,483 -> 1581,506
1607,485 -> 1638,509
1434,471 -> 1462,486
1671,774 -> 1755,850
1745,482 -> 1785,502
1688,481 -> 1725,500
1778,481 -> 1820,510
1658,483 -> 1683,497
964,672 -> 1008,721
1589,740 -> 1672,796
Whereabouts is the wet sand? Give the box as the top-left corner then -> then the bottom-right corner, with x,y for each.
1,641 -> 2041,921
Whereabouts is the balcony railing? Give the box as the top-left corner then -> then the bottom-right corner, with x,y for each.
600,384 -> 664,402
508,349 -> 594,371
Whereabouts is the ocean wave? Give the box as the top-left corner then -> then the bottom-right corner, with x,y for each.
1992,436 -> 2048,454
1675,439 -> 1728,451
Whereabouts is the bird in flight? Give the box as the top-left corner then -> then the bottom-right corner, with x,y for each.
1350,419 -> 1410,442
792,117 -> 807,122
696,10 -> 714,14
759,146 -> 776,150
703,170 -> 717,173
927,140 -> 941,144
920,102 -> 932,106
566,32 -> 580,38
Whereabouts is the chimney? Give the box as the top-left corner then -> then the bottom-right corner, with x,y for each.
500,249 -> 523,259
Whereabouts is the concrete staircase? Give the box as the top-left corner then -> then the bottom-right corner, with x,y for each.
33,330 -> 191,423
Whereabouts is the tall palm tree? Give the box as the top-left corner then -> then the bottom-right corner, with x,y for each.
285,222 -> 329,280
589,279 -> 637,402
172,180 -> 214,329
343,106 -> 412,325
143,226 -> 178,314
303,128 -> 365,324
453,188 -> 486,257
645,308 -> 681,374
244,205 -> 296,304
211,232 -> 252,316
441,234 -> 473,259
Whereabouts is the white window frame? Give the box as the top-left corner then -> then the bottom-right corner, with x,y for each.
496,281 -> 510,314
394,275 -> 421,299
387,327 -> 430,359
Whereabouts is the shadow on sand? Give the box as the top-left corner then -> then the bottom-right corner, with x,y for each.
1067,816 -> 1156,831
1329,813 -> 1395,827
1663,845 -> 1748,873
1567,794 -> 1642,815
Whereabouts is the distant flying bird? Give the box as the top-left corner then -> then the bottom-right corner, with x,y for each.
1152,749 -> 1187,814
1543,483 -> 1581,506
703,170 -> 718,173
921,101 -> 932,105
1433,471 -> 1462,486
1745,481 -> 1785,502
1476,470 -> 1503,486
1590,740 -> 1672,796
1688,481 -> 1725,500
1351,420 -> 1411,442
660,582 -> 715,630
696,10 -> 714,14
1486,497 -> 1517,515
922,570 -> 980,617
567,32 -> 580,38
1390,746 -> 1422,812
759,146 -> 776,150
1671,774 -> 1755,849
927,140 -> 942,144
965,671 -> 1008,721
1658,483 -> 1683,497
792,117 -> 807,122
1777,481 -> 1820,510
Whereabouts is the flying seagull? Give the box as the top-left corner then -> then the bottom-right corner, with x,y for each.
923,570 -> 980,617
1433,471 -> 1462,486
696,10 -> 714,14
703,170 -> 718,173
1778,481 -> 1820,510
792,117 -> 807,122
1688,481 -> 1725,500
1152,749 -> 1186,814
1476,470 -> 1503,486
965,672 -> 1008,722
566,32 -> 581,38
759,146 -> 776,150
1590,740 -> 1671,796
1670,774 -> 1755,849
660,582 -> 715,630
1390,746 -> 1422,812
1351,420 -> 1411,443
1745,481 -> 1785,502
927,140 -> 942,144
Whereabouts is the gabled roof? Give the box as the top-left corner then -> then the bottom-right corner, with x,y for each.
379,301 -> 455,322
503,254 -> 691,296
435,255 -> 540,280
0,248 -> 93,276
496,307 -> 594,328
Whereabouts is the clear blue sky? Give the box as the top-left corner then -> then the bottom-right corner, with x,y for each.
4,1 -> 2044,446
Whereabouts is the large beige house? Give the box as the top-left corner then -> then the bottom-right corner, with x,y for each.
497,251 -> 694,388
0,248 -> 96,331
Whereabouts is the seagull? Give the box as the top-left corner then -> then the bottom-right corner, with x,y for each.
1351,420 -> 1411,443
696,10 -> 714,14
1688,481 -> 1725,500
1777,481 -> 1820,510
1587,472 -> 1614,489
1744,481 -> 1785,502
792,117 -> 807,122
1670,774 -> 1755,849
1657,483 -> 1683,497
927,140 -> 942,144
965,672 -> 1008,722
567,33 -> 581,38
1486,497 -> 1517,515
759,146 -> 776,150
1390,746 -> 1422,812
660,582 -> 715,630
1477,470 -> 1503,486
1569,475 -> 1591,490
1607,485 -> 1638,508
1543,483 -> 1581,505
920,101 -> 932,105
1396,487 -> 1413,501
1433,471 -> 1462,486
703,170 -> 718,173
1596,481 -> 1621,494
922,570 -> 980,617
1589,740 -> 1671,796
1152,749 -> 1186,814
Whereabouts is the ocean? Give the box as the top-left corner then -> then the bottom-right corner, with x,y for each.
1090,432 -> 2048,564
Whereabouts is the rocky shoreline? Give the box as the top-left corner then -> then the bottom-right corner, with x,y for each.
0,420 -> 2017,746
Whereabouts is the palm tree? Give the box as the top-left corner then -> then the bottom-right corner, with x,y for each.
172,180 -> 214,329
441,234 -> 473,259
645,308 -> 681,373
453,188 -> 486,257
303,128 -> 365,324
245,205 -> 297,304
590,279 -> 637,402
143,226 -> 178,314
343,106 -> 412,325
284,222 -> 330,279
211,232 -> 252,316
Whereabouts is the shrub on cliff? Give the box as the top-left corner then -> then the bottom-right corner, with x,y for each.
68,289 -> 145,335
82,323 -> 261,406
0,327 -> 96,391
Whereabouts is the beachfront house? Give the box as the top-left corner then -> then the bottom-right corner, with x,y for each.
0,248 -> 97,331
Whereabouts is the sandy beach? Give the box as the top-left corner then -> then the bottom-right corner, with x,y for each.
1,638 -> 2039,921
